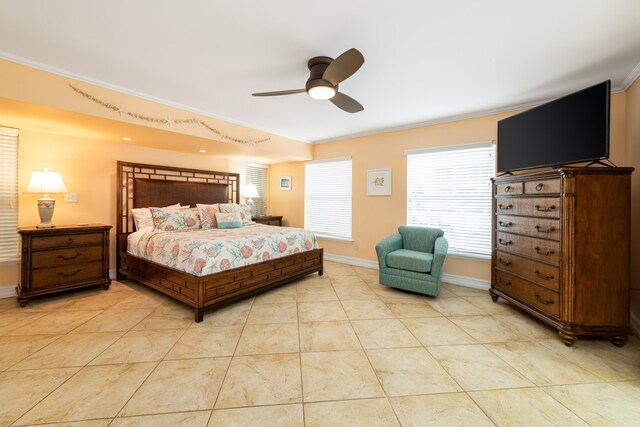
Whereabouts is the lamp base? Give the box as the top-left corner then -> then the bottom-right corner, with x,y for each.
36,196 -> 56,228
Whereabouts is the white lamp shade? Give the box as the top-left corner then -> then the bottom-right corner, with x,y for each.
24,169 -> 68,194
244,184 -> 260,199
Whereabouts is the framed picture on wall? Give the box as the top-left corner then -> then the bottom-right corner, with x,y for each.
279,176 -> 292,191
367,168 -> 392,196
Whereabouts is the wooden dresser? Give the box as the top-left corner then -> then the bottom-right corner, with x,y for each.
253,215 -> 283,226
17,224 -> 112,306
490,167 -> 633,346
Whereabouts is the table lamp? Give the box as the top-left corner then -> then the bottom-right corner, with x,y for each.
244,184 -> 260,208
24,168 -> 68,228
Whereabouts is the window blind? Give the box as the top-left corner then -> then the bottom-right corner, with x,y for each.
305,157 -> 352,240
0,126 -> 19,262
245,162 -> 267,216
406,141 -> 495,258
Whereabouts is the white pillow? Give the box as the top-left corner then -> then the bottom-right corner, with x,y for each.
132,203 -> 181,232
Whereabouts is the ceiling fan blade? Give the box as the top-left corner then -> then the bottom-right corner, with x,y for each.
330,92 -> 364,113
323,48 -> 365,86
252,89 -> 306,96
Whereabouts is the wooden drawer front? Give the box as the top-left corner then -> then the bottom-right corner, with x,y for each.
30,261 -> 104,289
496,197 -> 560,218
524,178 -> 561,195
496,182 -> 523,196
496,215 -> 560,241
31,233 -> 104,250
31,246 -> 103,269
495,250 -> 559,291
496,231 -> 560,265
494,271 -> 560,318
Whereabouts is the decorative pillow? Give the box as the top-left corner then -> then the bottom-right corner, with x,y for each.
196,203 -> 220,229
238,203 -> 253,224
151,207 -> 202,232
215,212 -> 243,229
219,203 -> 240,213
132,203 -> 181,232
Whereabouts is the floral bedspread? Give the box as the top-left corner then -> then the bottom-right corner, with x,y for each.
127,224 -> 318,276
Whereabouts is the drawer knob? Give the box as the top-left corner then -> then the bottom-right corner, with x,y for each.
498,258 -> 512,266
534,246 -> 555,256
498,204 -> 513,210
536,183 -> 544,191
534,293 -> 554,305
505,185 -> 512,193
498,238 -> 513,246
534,225 -> 556,233
58,269 -> 82,277
58,253 -> 81,261
535,270 -> 554,280
498,221 -> 513,228
66,237 -> 74,244
535,204 -> 556,212
499,278 -> 512,286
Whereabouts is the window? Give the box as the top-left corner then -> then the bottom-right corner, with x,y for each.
245,162 -> 267,216
305,157 -> 352,241
406,141 -> 495,258
0,126 -> 19,263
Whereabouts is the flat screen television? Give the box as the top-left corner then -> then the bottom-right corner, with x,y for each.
497,80 -> 610,173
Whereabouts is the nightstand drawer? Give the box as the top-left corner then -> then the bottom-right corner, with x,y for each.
31,232 -> 104,249
31,245 -> 103,269
31,261 -> 104,289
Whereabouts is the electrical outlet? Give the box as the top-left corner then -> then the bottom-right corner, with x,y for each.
64,192 -> 78,203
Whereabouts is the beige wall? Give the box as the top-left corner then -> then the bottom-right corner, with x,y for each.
272,93 -> 629,284
626,78 -> 640,327
268,162 -> 305,228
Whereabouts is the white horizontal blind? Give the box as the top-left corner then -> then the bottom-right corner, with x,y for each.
407,142 -> 495,257
0,126 -> 19,262
305,158 -> 352,240
245,163 -> 267,216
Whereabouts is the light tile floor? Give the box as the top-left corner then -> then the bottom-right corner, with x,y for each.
1,260 -> 639,426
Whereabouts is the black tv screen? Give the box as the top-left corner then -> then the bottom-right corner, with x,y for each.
497,80 -> 610,173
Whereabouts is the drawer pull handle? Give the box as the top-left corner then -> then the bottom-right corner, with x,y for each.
58,269 -> 82,277
498,204 -> 513,210
498,238 -> 513,246
66,237 -> 74,244
498,258 -> 512,266
534,246 -> 555,256
534,293 -> 554,305
499,278 -> 512,286
535,225 -> 556,233
535,270 -> 554,280
536,183 -> 544,191
58,253 -> 81,261
535,204 -> 555,212
498,221 -> 513,228
504,185 -> 512,193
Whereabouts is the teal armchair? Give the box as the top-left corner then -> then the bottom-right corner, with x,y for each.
375,226 -> 448,296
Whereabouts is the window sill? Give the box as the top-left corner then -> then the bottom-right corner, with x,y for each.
314,234 -> 353,243
0,258 -> 19,266
447,252 -> 491,262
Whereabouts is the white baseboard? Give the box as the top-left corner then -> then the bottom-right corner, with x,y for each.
324,252 -> 490,290
109,269 -> 117,280
0,285 -> 16,299
631,310 -> 640,337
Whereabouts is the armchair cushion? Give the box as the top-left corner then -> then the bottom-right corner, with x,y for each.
386,249 -> 433,273
398,226 -> 444,253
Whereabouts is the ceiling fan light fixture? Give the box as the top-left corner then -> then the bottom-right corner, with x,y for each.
308,85 -> 336,100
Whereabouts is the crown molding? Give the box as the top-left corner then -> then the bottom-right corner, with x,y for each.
0,52 -> 310,144
620,60 -> 640,91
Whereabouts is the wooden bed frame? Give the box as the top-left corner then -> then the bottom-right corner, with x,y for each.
116,161 -> 323,322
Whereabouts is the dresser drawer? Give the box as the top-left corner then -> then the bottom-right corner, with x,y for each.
496,182 -> 523,196
496,231 -> 560,265
496,197 -> 561,218
524,178 -> 561,195
495,250 -> 559,291
496,215 -> 560,241
494,271 -> 560,318
31,233 -> 104,250
31,245 -> 104,269
30,261 -> 104,289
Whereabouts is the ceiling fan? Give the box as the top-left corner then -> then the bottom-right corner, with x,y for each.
252,48 -> 365,113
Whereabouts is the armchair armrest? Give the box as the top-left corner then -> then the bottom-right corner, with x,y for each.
375,233 -> 403,269
430,236 -> 449,282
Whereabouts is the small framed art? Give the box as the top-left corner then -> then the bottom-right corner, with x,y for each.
279,176 -> 292,191
367,168 -> 392,196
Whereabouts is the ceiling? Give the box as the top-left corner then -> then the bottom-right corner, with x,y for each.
1,0 -> 639,143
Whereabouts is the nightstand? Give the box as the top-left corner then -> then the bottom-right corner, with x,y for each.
17,224 -> 112,306
253,215 -> 283,226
